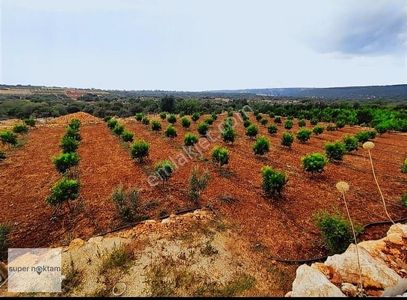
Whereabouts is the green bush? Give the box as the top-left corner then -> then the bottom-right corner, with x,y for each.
155,160 -> 176,182
284,119 -> 293,129
326,124 -> 337,131
301,153 -> 328,174
255,114 -> 262,122
121,130 -> 134,142
268,124 -> 278,134
222,127 -> 236,143
0,224 -> 11,261
112,185 -> 142,223
313,125 -> 324,135
130,140 -> 150,162
151,120 -> 162,131
104,116 -> 112,122
298,119 -> 306,127
23,117 -> 36,127
246,124 -> 258,138
165,125 -> 177,138
253,136 -> 270,155
402,192 -> 407,206
260,118 -> 268,126
181,117 -> 191,128
13,123 -> 29,134
274,116 -> 282,124
367,130 -> 377,139
188,166 -> 210,203
135,113 -> 144,121
0,151 -> 5,161
401,158 -> 407,173
68,119 -> 81,131
0,131 -> 18,146
204,116 -> 214,125
107,118 -> 118,129
336,120 -> 346,129
342,135 -> 358,152
243,120 -> 251,128
66,126 -> 81,141
53,152 -> 80,173
141,116 -> 150,125
184,133 -> 198,146
192,112 -> 200,122
227,110 -> 234,117
159,112 -> 167,120
296,129 -> 312,143
315,211 -> 362,254
60,135 -> 79,153
281,132 -> 294,148
46,177 -> 80,206
212,146 -> 229,167
375,123 -> 388,134
261,166 -> 287,197
211,112 -> 218,120
325,141 -> 346,161
197,122 -> 209,136
167,114 -> 177,124
113,124 -> 125,135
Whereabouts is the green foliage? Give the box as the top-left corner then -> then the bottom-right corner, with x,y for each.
227,110 -> 234,117
181,117 -> 191,128
310,118 -> 319,126
243,120 -> 251,128
246,124 -> 258,138
0,224 -> 11,261
142,116 -> 150,125
165,125 -> 177,138
0,131 -> 17,146
160,95 -> 176,113
261,166 -> 287,197
112,124 -> 125,135
256,114 -> 263,121
281,132 -> 294,148
401,158 -> 407,173
315,211 -> 362,254
104,116 -> 112,122
107,118 -> 118,129
326,124 -> 337,131
111,185 -> 142,223
325,141 -> 346,161
131,139 -> 150,162
336,120 -> 346,128
260,118 -> 268,126
355,130 -> 376,143
296,128 -> 312,143
23,117 -> 36,127
211,112 -> 218,120
46,177 -> 79,206
221,126 -> 236,143
167,114 -> 177,124
204,116 -> 214,125
53,152 -> 80,173
68,119 -> 81,131
401,192 -> 407,206
191,112 -> 200,122
159,112 -> 167,120
298,119 -> 306,127
135,113 -> 144,121
313,125 -> 324,135
151,120 -> 162,131
253,136 -> 270,155
342,135 -> 358,152
284,119 -> 293,129
301,153 -> 328,174
211,146 -> 229,167
184,133 -> 198,146
375,123 -> 388,134
60,135 -> 79,153
13,123 -> 29,134
0,151 -> 5,161
188,166 -> 210,202
121,130 -> 134,142
274,116 -> 282,124
268,124 -> 277,134
155,160 -> 176,182
197,122 -> 209,136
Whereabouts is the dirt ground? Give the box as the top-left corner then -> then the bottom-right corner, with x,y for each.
0,111 -> 406,261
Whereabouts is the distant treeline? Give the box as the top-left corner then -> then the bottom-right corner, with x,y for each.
0,93 -> 406,132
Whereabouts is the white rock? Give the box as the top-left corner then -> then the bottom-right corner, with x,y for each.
291,265 -> 345,297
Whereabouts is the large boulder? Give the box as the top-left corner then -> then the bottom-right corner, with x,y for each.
291,264 -> 345,297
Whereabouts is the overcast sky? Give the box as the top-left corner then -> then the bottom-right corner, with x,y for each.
1,0 -> 406,91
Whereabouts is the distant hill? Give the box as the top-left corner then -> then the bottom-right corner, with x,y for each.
209,84 -> 407,100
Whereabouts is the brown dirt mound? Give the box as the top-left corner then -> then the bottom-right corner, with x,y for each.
47,112 -> 102,126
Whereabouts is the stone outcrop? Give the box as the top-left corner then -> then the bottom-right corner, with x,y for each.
288,223 -> 407,297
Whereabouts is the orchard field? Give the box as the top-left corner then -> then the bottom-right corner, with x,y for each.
0,110 -> 406,261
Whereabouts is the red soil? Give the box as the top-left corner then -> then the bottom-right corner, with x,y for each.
0,112 -> 406,261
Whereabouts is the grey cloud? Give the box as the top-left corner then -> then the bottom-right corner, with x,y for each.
313,0 -> 407,56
